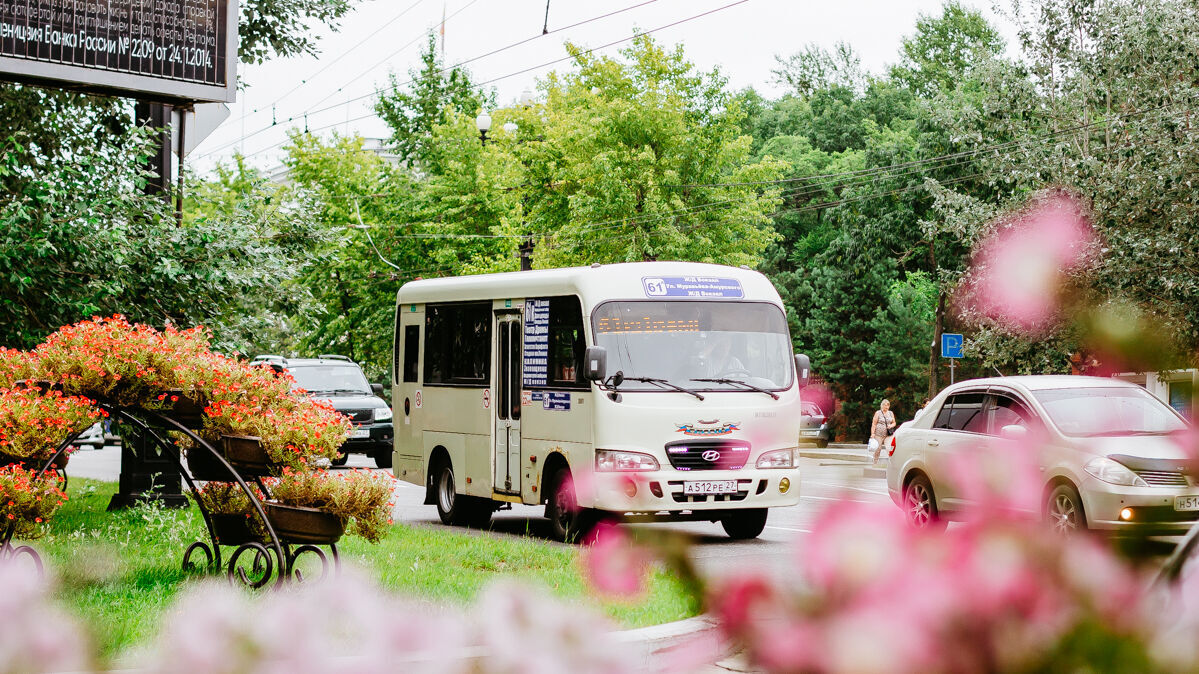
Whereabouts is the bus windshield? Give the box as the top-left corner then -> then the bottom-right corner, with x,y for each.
592,301 -> 793,392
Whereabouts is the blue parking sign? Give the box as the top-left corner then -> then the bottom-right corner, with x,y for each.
941,333 -> 964,359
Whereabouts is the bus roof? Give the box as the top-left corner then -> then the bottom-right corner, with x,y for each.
395,261 -> 783,309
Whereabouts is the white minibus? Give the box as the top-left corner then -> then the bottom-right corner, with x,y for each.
391,261 -> 810,540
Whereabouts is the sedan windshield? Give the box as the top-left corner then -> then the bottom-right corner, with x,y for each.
1032,386 -> 1189,437
592,301 -> 793,392
287,365 -> 371,395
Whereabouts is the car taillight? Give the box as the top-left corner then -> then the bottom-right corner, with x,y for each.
887,435 -> 897,457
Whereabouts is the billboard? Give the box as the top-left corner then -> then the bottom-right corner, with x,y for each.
0,0 -> 236,103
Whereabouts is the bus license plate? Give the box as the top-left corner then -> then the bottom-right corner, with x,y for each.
1176,495 -> 1199,511
349,428 -> 370,439
684,481 -> 738,495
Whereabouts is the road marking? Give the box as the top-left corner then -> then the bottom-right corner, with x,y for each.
766,525 -> 812,533
800,493 -> 878,503
805,480 -> 889,496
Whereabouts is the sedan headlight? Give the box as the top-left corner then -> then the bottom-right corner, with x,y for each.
596,450 -> 659,472
756,448 -> 795,469
374,406 -> 393,422
1084,457 -> 1147,487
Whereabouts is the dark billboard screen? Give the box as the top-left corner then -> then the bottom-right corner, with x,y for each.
0,0 -> 236,102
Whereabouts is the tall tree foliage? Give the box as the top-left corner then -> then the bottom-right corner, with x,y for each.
0,0 -> 364,350
374,34 -> 493,170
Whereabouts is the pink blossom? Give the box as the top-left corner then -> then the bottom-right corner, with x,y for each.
959,191 -> 1097,333
580,521 -> 650,599
0,561 -> 91,672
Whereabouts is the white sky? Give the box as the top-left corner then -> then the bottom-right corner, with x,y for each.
189,0 -> 1014,174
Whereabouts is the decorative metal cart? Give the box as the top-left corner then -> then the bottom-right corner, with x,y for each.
0,399 -> 342,587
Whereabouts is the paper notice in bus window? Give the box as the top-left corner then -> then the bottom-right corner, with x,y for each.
523,299 -> 549,387
641,276 -> 744,299
521,390 -> 533,406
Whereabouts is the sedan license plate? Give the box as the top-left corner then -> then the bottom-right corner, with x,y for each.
1176,495 -> 1199,511
683,480 -> 738,495
349,428 -> 370,439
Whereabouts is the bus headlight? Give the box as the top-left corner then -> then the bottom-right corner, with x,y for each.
756,449 -> 794,469
596,450 -> 660,472
374,406 -> 393,422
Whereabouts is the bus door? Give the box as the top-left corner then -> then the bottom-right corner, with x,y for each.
493,311 -> 522,495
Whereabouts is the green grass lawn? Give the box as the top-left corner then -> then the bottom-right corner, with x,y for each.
28,479 -> 700,664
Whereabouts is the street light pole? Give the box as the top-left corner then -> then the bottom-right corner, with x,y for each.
477,110 -> 535,271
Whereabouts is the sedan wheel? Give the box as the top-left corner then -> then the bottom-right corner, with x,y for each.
1046,484 -> 1086,534
903,474 -> 945,531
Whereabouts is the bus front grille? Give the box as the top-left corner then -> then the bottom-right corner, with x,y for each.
664,440 -> 750,471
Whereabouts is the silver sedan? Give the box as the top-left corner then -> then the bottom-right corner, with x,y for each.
886,375 -> 1196,534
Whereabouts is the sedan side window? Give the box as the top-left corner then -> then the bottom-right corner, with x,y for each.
934,392 -> 987,432
990,394 -> 1035,434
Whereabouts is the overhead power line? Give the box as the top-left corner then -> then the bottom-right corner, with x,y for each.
200,0 -> 748,163
231,0 -> 433,128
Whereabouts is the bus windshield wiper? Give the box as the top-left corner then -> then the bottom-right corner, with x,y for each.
622,376 -> 705,401
691,378 -> 780,400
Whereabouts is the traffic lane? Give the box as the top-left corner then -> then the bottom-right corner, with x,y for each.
385,458 -> 893,582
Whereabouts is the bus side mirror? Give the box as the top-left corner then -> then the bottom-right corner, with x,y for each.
795,353 -> 811,388
371,383 -> 385,397
585,346 -> 607,381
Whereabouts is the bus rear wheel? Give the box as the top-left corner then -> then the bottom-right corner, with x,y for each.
721,509 -> 768,540
434,461 -> 492,528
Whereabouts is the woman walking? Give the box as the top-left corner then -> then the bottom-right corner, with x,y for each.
869,399 -> 896,464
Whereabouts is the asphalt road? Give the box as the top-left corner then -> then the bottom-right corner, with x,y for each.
67,445 -> 890,581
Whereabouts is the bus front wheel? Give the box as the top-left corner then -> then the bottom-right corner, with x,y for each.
546,467 -> 596,543
434,461 -> 492,528
721,509 -> 768,540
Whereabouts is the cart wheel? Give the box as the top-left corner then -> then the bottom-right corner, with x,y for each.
289,544 -> 331,584
182,541 -> 214,573
228,542 -> 274,588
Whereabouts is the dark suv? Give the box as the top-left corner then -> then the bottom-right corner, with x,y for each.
251,355 -> 394,468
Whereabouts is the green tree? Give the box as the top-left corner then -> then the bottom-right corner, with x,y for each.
374,33 -> 493,171
890,1 -> 1004,97
239,0 -> 360,63
507,35 -> 787,266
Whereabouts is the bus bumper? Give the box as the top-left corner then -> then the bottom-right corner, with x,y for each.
590,468 -> 801,512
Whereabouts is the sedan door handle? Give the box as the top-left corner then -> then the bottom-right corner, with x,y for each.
927,439 -> 939,447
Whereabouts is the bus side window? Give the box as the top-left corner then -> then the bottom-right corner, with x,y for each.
424,302 -> 491,385
546,296 -> 586,389
402,325 -> 420,383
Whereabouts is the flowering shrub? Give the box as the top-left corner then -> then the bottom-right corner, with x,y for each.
201,395 -> 347,472
0,466 -> 68,540
35,315 -> 181,408
267,469 -> 396,542
192,481 -> 257,517
0,387 -> 101,463
23,315 -> 349,471
0,347 -> 35,390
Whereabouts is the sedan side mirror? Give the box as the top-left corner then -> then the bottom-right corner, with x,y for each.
795,353 -> 811,388
371,383 -> 385,397
1000,424 -> 1028,440
585,346 -> 607,382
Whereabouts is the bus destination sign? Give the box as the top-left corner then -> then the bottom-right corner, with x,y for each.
0,0 -> 236,102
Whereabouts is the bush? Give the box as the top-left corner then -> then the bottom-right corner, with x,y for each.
0,465 -> 68,539
268,469 -> 395,543
0,388 -> 101,463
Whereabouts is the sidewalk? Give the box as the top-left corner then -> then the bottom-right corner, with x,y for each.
798,443 -> 889,479
798,442 -> 869,463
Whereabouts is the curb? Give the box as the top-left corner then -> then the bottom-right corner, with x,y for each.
798,450 -> 869,463
615,614 -> 729,670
